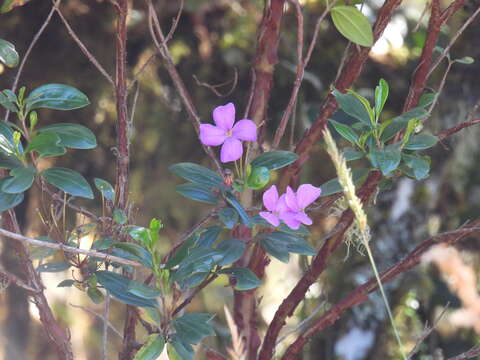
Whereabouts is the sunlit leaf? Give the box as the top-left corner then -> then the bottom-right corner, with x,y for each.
331,5 -> 373,47
25,84 -> 90,112
0,39 -> 19,66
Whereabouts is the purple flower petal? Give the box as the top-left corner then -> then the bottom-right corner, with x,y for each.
213,103 -> 235,131
263,185 -> 278,212
199,124 -> 226,146
220,137 -> 243,163
276,194 -> 289,214
232,119 -> 257,141
280,211 -> 301,230
296,184 -> 321,209
285,186 -> 300,212
260,211 -> 280,227
294,211 -> 313,226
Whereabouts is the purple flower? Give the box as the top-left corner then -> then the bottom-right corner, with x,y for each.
259,185 -> 288,227
199,103 -> 257,163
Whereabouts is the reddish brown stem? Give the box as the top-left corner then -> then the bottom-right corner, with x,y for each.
437,118 -> 480,141
281,221 -> 480,359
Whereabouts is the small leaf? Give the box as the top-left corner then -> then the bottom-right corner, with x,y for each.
246,166 -> 270,190
320,168 -> 370,197
0,179 -> 24,211
94,178 -> 115,201
259,232 -> 316,263
329,119 -> 359,145
26,132 -> 66,158
0,39 -> 19,67
96,271 -> 157,308
173,248 -> 223,281
1,166 -> 35,194
380,107 -> 429,142
134,334 -> 165,360
127,226 -> 151,248
169,162 -> 223,189
181,272 -> 209,288
369,144 -> 401,175
333,89 -> 372,125
455,56 -> 474,65
176,183 -> 218,204
418,93 -> 437,108
57,279 -> 75,287
250,151 -> 298,171
172,313 -> 215,345
37,261 -> 71,272
0,91 -> 17,112
218,267 -> 261,290
224,191 -> 251,227
112,242 -> 153,268
402,153 -> 430,180
215,238 -> 245,266
167,338 -> 194,360
127,280 -> 161,299
331,5 -> 374,47
343,147 -> 365,161
218,207 -> 238,229
91,237 -> 113,250
87,287 -> 104,304
38,123 -> 97,149
25,84 -> 90,112
113,208 -> 128,225
404,134 -> 438,150
374,78 -> 389,119
197,226 -> 221,248
41,167 -> 93,199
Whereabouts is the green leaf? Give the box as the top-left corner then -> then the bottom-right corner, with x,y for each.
95,271 -> 157,308
404,134 -> 438,150
134,334 -> 165,360
87,287 -> 104,304
0,39 -> 19,67
1,166 -> 35,193
169,162 -> 223,189
217,267 -> 261,290
173,248 -> 223,281
94,178 -> 115,201
25,84 -> 90,112
0,0 -> 32,13
329,119 -> 359,145
40,167 -> 93,199
127,226 -> 151,248
375,78 -> 389,119
250,151 -> 298,171
167,338 -> 194,360
418,93 -> 437,108
0,179 -> 24,211
215,238 -> 245,266
197,226 -> 221,248
165,235 -> 198,269
369,144 -> 401,175
455,56 -> 474,65
348,90 -> 374,122
218,207 -> 238,229
172,313 -> 215,345
113,208 -> 128,225
246,166 -> 270,190
37,261 -> 71,272
333,89 -> 372,125
224,191 -> 251,227
0,151 -> 22,169
38,123 -> 97,149
320,168 -> 370,197
0,91 -> 17,112
331,5 -> 373,47
259,232 -> 316,263
176,183 -> 218,204
112,242 -> 153,268
57,279 -> 75,287
402,153 -> 430,180
30,236 -> 58,259
343,147 -> 365,161
91,237 -> 113,250
181,272 -> 209,288
26,132 -> 66,158
380,107 -> 429,142
127,280 -> 161,299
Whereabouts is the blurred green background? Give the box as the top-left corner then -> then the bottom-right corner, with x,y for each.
0,0 -> 479,359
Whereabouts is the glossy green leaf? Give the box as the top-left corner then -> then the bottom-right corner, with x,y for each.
113,208 -> 128,225
127,280 -> 161,299
404,133 -> 438,150
0,121 -> 22,153
167,338 -> 194,360
37,261 -> 71,272
380,107 -> 429,142
0,179 -> 24,211
375,78 -> 389,119
169,162 -> 223,189
25,84 -> 90,112
87,287 -> 104,304
418,93 -> 437,108
217,267 -> 261,290
112,242 -> 153,268
181,272 -> 209,288
0,151 -> 22,169
165,234 -> 198,269
134,334 -> 165,360
250,151 -> 298,171
172,313 -> 215,345
343,147 -> 365,161
215,238 -> 245,266
259,232 -> 316,263
91,237 -> 113,250
94,178 -> 115,201
1,166 -> 35,193
173,248 -> 223,281
26,132 -> 66,158
176,183 -> 218,204
320,168 -> 370,197
40,167 -> 93,199
331,5 -> 373,47
0,39 -> 19,67
0,91 -> 17,112
455,56 -> 474,65
197,226 -> 221,248
218,207 -> 238,229
127,226 -> 151,248
329,119 -> 359,145
402,153 -> 430,180
38,123 -> 97,149
333,89 -> 372,125
246,166 -> 270,190
369,144 -> 401,175
224,191 -> 251,227
95,271 -> 157,308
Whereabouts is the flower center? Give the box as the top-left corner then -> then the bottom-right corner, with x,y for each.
226,129 -> 233,137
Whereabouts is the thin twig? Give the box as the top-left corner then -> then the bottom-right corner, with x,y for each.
0,227 -> 142,267
102,293 -> 111,359
193,69 -> 238,97
447,347 -> 480,360
70,303 -> 123,338
437,118 -> 480,141
54,2 -> 114,85
164,0 -> 184,43
0,266 -> 39,292
171,274 -> 218,317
